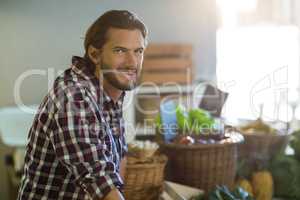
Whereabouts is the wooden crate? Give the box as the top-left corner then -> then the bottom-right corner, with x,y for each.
141,44 -> 193,84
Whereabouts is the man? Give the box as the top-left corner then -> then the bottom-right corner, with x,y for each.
18,10 -> 148,200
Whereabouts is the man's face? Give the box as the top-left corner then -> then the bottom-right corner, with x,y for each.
98,28 -> 145,91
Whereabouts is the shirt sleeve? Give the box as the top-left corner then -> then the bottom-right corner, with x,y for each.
120,131 -> 128,158
49,84 -> 123,200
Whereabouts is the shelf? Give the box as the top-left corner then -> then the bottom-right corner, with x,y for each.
133,83 -> 203,95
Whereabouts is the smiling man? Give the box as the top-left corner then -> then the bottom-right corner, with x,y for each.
18,10 -> 147,200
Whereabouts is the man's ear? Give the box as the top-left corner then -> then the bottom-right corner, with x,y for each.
87,45 -> 101,65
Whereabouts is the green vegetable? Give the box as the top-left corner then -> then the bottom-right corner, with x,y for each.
217,186 -> 236,200
189,193 -> 205,200
209,185 -> 254,200
156,104 -> 216,135
188,108 -> 215,134
175,104 -> 189,133
270,154 -> 300,199
231,187 -> 254,200
291,130 -> 300,161
154,114 -> 162,129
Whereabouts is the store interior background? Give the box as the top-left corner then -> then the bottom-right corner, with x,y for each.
1,0 -> 300,199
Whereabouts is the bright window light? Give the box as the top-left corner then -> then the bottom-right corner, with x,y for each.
217,25 -> 300,122
217,0 -> 257,12
217,0 -> 257,27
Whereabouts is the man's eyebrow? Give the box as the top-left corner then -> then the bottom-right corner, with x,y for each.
112,46 -> 128,51
112,46 -> 145,51
135,47 -> 145,51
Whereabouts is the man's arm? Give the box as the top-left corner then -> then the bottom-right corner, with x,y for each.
120,157 -> 127,181
103,156 -> 127,200
102,158 -> 127,200
48,85 -> 124,200
103,188 -> 125,200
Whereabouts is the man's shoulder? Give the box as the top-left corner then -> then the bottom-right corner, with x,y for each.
48,68 -> 92,104
54,68 -> 77,86
53,68 -> 92,90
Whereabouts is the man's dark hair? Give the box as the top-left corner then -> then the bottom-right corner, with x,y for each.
84,10 -> 148,72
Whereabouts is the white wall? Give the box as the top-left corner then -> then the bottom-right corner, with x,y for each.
0,0 -> 217,107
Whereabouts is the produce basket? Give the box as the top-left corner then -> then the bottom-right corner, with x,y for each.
237,119 -> 291,172
158,131 -> 243,195
123,154 -> 168,200
127,141 -> 159,161
238,132 -> 290,161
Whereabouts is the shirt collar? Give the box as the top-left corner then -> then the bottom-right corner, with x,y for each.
101,88 -> 125,106
71,56 -> 97,82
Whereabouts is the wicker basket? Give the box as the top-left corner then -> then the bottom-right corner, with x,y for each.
158,131 -> 243,195
123,154 -> 168,200
238,131 -> 291,170
127,148 -> 158,161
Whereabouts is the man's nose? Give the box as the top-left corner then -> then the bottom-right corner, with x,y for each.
125,52 -> 138,67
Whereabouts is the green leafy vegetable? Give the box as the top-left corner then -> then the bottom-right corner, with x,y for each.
156,104 -> 216,135
291,130 -> 300,161
154,114 -> 162,129
231,187 -> 254,200
209,185 -> 254,200
188,108 -> 215,134
175,104 -> 189,133
189,193 -> 205,200
270,154 -> 300,199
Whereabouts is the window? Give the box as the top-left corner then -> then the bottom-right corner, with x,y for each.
216,0 -> 300,122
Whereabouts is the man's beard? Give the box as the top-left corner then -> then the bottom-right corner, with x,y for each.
99,61 -> 140,91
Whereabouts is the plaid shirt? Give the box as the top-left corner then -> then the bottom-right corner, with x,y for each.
18,56 -> 128,200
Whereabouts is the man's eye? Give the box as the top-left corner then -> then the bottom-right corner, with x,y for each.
135,49 -> 144,54
114,49 -> 125,53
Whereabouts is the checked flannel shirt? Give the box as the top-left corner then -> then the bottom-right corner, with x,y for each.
18,56 -> 128,200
